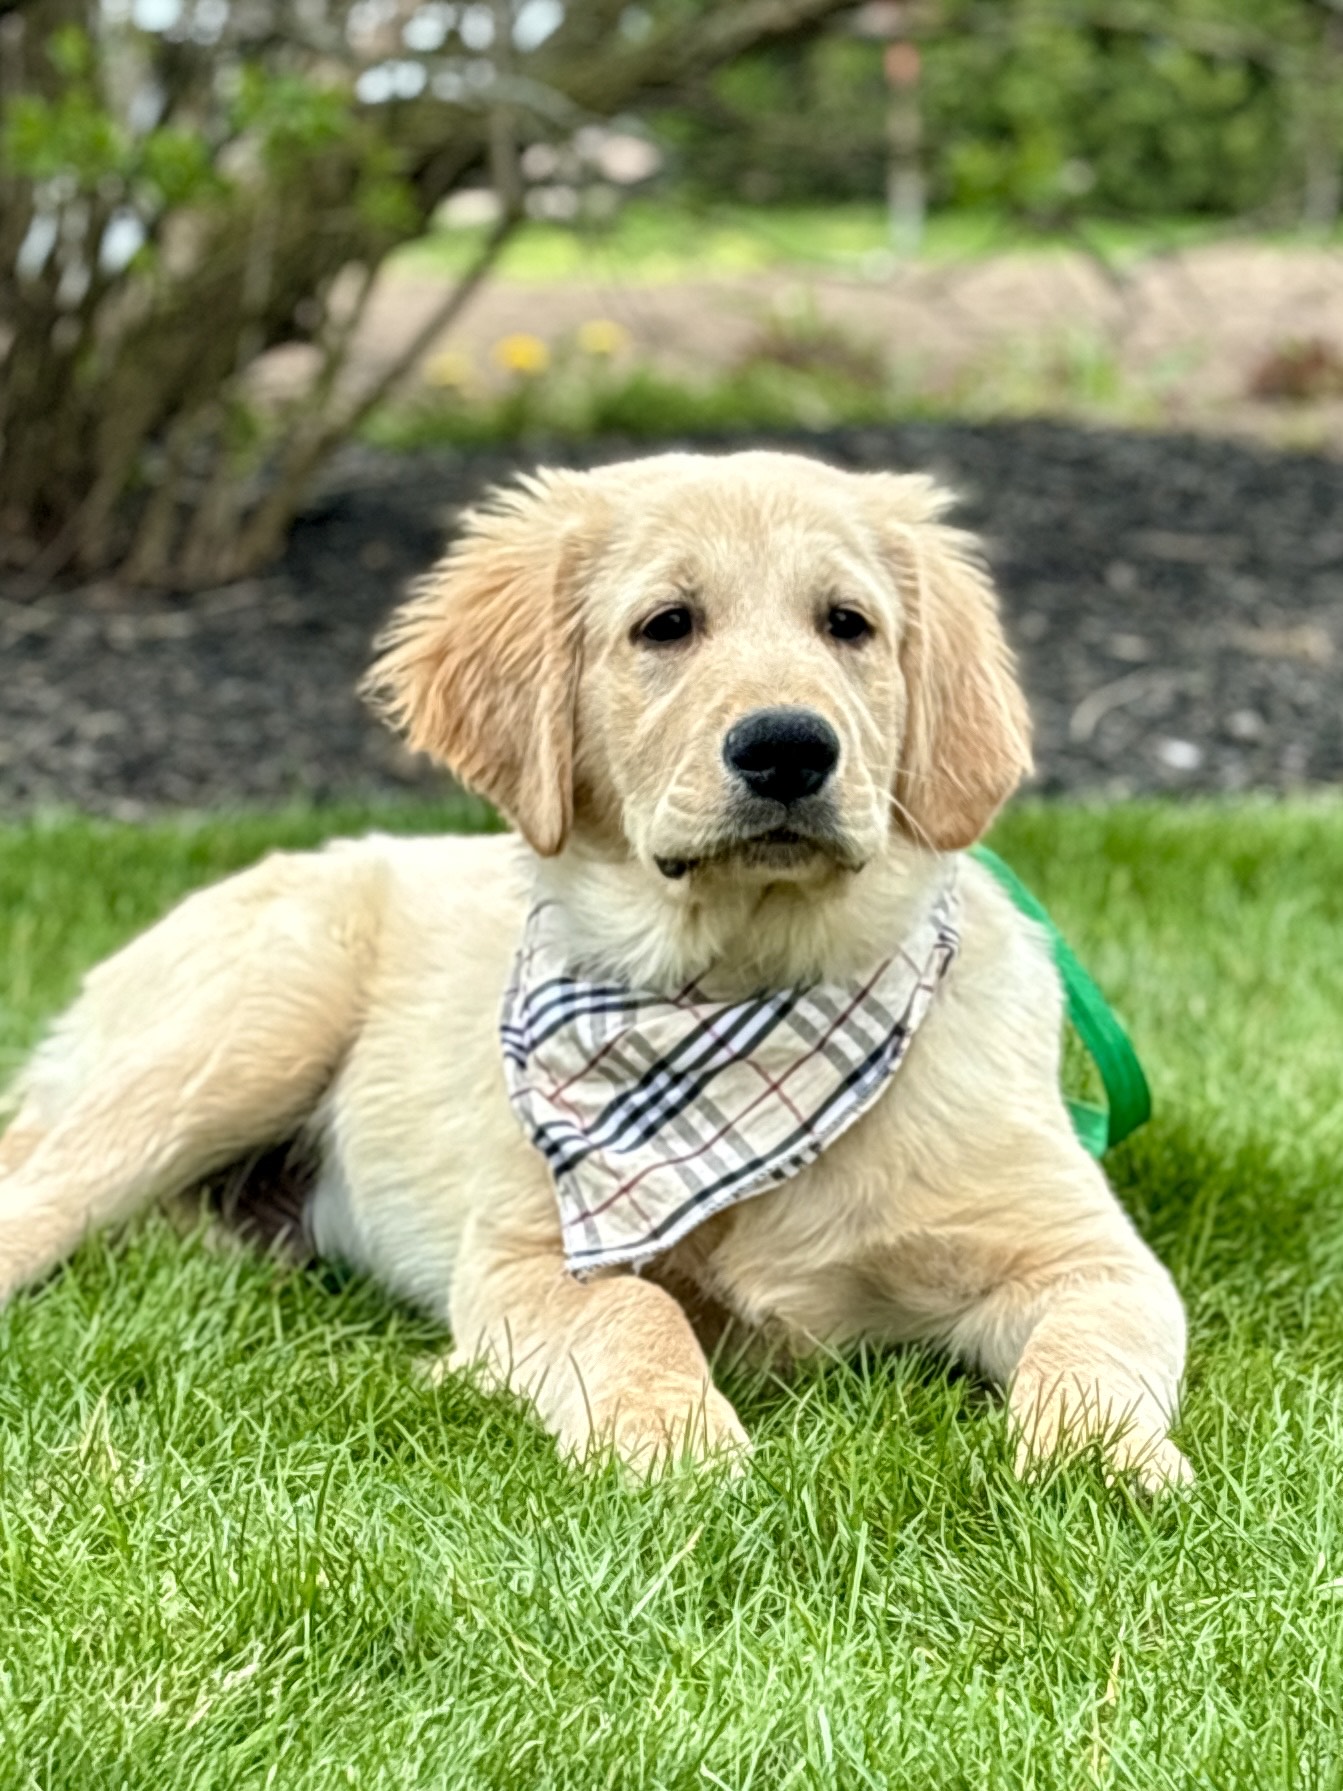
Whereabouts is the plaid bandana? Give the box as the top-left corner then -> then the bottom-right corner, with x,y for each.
500,872 -> 960,1276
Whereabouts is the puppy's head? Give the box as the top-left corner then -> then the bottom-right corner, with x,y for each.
364,452 -> 1031,881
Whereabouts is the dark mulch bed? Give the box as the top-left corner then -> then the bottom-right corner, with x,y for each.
2,420 -> 1340,817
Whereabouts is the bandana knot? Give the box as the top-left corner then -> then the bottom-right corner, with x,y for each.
500,873 -> 960,1275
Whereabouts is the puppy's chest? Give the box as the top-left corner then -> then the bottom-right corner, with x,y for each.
654,1098 -> 987,1353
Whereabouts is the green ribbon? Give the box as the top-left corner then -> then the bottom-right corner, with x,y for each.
969,845 -> 1151,1157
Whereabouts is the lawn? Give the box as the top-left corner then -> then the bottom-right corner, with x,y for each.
2,799 -> 1343,1789
389,202 -> 1251,286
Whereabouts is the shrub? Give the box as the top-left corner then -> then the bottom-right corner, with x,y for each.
663,0 -> 1341,224
0,0 -> 856,589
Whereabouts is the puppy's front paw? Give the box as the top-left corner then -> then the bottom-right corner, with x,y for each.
576,1376 -> 750,1479
1100,1428 -> 1193,1496
1009,1371 -> 1192,1495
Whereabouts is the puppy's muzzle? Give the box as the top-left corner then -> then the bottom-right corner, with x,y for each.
722,708 -> 840,807
653,708 -> 847,882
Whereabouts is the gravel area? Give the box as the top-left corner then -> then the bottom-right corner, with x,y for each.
2,420 -> 1340,817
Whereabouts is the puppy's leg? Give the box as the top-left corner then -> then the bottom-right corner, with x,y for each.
951,1204 -> 1190,1493
0,1119 -> 45,1179
0,845 -> 382,1300
446,1216 -> 749,1476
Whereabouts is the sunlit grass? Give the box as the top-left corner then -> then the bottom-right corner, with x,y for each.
2,800 -> 1342,1788
390,201 -> 1251,286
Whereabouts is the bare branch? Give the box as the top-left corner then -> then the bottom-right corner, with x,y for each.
227,211 -> 520,576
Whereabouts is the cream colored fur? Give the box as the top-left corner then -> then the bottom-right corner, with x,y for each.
0,451 -> 1189,1490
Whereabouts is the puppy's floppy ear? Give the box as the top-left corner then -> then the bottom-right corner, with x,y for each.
873,476 -> 1033,851
363,470 -> 604,856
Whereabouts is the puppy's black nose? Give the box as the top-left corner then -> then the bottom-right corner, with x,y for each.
723,708 -> 840,806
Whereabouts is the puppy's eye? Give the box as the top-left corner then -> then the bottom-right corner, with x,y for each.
826,606 -> 872,644
638,605 -> 695,645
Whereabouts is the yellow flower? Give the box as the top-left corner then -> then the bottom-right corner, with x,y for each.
423,349 -> 473,388
492,332 -> 551,376
576,318 -> 632,358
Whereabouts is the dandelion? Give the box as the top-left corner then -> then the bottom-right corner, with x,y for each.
423,348 -> 473,388
576,318 -> 631,358
492,332 -> 551,376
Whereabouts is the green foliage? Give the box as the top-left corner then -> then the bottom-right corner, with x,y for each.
664,0 -> 1332,220
0,44 -> 363,201
2,800 -> 1343,1785
2,88 -> 127,185
660,36 -> 887,208
46,21 -> 94,81
927,7 -> 1286,220
136,127 -> 224,210
232,64 -> 358,170
354,143 -> 422,241
3,91 -> 223,212
3,32 -> 224,208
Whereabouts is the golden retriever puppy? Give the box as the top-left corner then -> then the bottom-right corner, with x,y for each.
0,451 -> 1189,1489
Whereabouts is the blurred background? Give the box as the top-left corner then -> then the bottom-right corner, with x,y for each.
2,0 -> 1341,816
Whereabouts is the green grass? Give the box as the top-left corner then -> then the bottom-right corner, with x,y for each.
363,333 -> 1165,455
364,318 -> 1170,455
364,280 -> 1189,456
363,360 -> 909,453
390,202 -> 1255,286
3,799 -> 1343,1788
